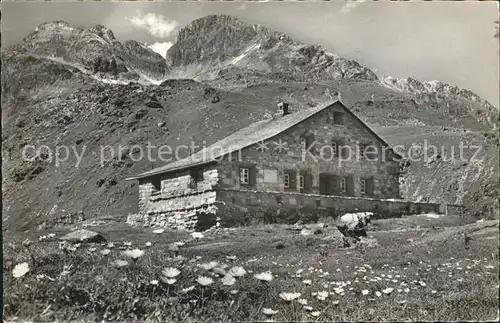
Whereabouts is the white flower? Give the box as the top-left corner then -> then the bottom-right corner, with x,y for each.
152,229 -> 165,234
226,255 -> 237,261
200,261 -> 219,271
228,266 -> 246,277
303,279 -> 312,285
375,291 -> 382,297
221,274 -> 236,286
107,243 -> 115,248
150,280 -> 159,285
398,300 -> 407,304
230,289 -> 239,294
197,276 -> 214,286
162,267 -> 181,278
122,249 -> 145,260
404,288 -> 410,293
419,281 -> 426,287
22,239 -> 32,247
279,292 -> 301,301
191,232 -> 204,239
48,233 -> 56,238
382,288 -> 394,294
297,298 -> 308,305
161,277 -> 177,285
431,290 -> 437,294
145,242 -> 152,247
310,311 -> 321,317
254,272 -> 274,282
88,247 -> 96,252
100,249 -> 111,256
123,241 -> 132,246
13,262 -> 29,278
362,289 -> 370,295
262,308 -> 278,316
317,290 -> 329,300
181,286 -> 195,293
304,306 -> 314,311
114,260 -> 129,268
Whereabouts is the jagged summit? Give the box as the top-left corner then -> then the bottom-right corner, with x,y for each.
381,76 -> 498,126
7,21 -> 169,82
167,14 -> 378,82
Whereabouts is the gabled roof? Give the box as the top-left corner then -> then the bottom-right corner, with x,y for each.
126,100 -> 395,180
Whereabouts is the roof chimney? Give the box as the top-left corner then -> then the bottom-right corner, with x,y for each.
277,102 -> 290,116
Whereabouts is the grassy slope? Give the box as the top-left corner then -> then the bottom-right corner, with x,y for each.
3,216 -> 499,321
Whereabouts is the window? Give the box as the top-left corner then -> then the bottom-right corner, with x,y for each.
300,138 -> 307,150
299,175 -> 305,189
240,168 -> 250,184
284,170 -> 296,189
332,141 -> 337,157
191,169 -> 203,182
284,173 -> 290,188
360,179 -> 367,195
333,112 -> 344,125
340,177 -> 347,193
359,144 -> 365,158
151,177 -> 161,191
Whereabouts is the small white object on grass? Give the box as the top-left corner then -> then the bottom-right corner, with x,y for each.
13,262 -> 29,278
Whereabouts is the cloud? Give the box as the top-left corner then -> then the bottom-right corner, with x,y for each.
341,0 -> 367,14
128,11 -> 179,38
147,42 -> 173,59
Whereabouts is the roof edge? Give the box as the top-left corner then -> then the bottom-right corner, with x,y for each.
127,101 -> 339,180
125,160 -> 216,181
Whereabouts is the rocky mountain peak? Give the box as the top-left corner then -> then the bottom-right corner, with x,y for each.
381,76 -> 498,127
87,24 -> 116,42
176,14 -> 256,42
167,14 -> 378,82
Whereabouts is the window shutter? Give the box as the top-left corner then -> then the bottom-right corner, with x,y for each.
290,171 -> 297,189
339,139 -> 348,158
367,177 -> 374,195
319,174 -> 328,195
249,166 -> 257,186
304,134 -> 316,155
331,175 -> 340,195
346,176 -> 354,196
305,173 -> 313,191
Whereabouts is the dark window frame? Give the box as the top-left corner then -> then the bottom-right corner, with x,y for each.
239,164 -> 257,187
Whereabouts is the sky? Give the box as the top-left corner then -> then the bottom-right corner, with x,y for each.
1,1 -> 499,108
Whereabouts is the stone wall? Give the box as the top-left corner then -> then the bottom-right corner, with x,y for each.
216,104 -> 400,199
130,166 -> 219,230
215,189 -> 446,226
440,203 -> 465,217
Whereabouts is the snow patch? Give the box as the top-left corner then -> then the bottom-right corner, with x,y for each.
94,77 -> 130,85
230,43 -> 260,65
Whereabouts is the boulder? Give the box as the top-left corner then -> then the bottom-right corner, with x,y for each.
336,212 -> 373,240
60,229 -> 106,243
338,212 -> 373,230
